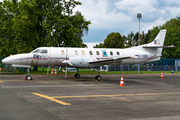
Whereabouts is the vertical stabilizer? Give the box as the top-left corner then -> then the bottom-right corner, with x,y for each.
148,29 -> 167,46
142,29 -> 167,62
143,29 -> 167,55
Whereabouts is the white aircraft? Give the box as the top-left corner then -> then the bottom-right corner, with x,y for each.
2,29 -> 175,80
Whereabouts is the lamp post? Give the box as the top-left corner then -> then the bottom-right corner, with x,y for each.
137,13 -> 142,74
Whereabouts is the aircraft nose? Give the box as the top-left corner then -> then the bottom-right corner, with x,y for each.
2,55 -> 21,65
2,57 -> 11,64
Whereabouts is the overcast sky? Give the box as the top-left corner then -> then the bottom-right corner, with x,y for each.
73,0 -> 180,47
1,0 -> 180,47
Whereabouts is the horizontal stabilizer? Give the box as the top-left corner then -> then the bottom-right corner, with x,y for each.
89,56 -> 131,64
143,45 -> 176,48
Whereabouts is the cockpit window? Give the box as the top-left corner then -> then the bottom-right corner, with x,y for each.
32,49 -> 48,53
32,49 -> 40,53
39,49 -> 48,53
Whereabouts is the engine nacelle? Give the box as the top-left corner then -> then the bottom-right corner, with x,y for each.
69,57 -> 97,68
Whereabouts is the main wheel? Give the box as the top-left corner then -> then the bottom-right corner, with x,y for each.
75,74 -> 80,78
95,75 -> 102,81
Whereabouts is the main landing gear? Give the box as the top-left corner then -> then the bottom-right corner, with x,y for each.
74,67 -> 102,81
94,67 -> 102,81
74,68 -> 80,78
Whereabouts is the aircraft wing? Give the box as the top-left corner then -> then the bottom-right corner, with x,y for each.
89,56 -> 131,65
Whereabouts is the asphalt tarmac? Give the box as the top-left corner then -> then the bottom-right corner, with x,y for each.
0,73 -> 180,120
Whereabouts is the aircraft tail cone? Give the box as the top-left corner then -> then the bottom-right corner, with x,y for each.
51,69 -> 54,75
171,69 -> 174,74
55,69 -> 57,75
119,75 -> 125,86
161,71 -> 164,78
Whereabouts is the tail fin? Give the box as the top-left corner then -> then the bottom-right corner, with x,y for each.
143,29 -> 167,55
142,29 -> 166,62
148,29 -> 167,46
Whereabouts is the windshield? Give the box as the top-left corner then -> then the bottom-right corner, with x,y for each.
31,49 -> 48,53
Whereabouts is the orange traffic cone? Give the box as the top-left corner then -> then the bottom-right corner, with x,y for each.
54,69 -> 57,75
51,69 -> 54,75
119,75 -> 125,86
161,71 -> 164,78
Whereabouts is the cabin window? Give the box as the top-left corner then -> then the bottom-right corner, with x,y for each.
39,49 -> 48,53
117,51 -> 120,55
75,51 -> 78,55
61,50 -> 65,55
89,51 -> 93,55
110,51 -> 113,55
82,51 -> 85,55
96,51 -> 100,55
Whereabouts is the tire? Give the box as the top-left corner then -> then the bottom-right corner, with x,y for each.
26,75 -> 32,80
75,74 -> 80,78
95,76 -> 102,81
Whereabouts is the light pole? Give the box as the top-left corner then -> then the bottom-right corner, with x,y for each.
137,13 -> 142,74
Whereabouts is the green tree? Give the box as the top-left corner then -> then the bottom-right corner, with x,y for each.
103,32 -> 124,48
0,0 -> 91,57
94,43 -> 104,48
126,31 -> 134,47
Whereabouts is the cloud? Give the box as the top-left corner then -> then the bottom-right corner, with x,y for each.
114,0 -> 162,22
74,0 -> 131,30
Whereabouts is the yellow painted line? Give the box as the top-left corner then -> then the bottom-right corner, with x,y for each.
2,80 -> 23,81
52,92 -> 180,99
0,80 -> 23,83
0,80 -> 4,83
32,93 -> 71,105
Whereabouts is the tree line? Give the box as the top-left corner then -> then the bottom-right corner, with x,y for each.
0,0 -> 90,57
94,16 -> 180,58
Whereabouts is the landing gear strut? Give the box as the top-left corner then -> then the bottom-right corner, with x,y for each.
74,68 -> 80,78
95,67 -> 102,81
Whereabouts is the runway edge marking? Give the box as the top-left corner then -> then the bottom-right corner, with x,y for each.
32,93 -> 71,105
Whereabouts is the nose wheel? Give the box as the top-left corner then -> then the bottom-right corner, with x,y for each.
25,75 -> 33,80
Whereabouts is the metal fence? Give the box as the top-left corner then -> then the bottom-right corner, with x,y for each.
0,57 -> 180,74
106,58 -> 180,73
